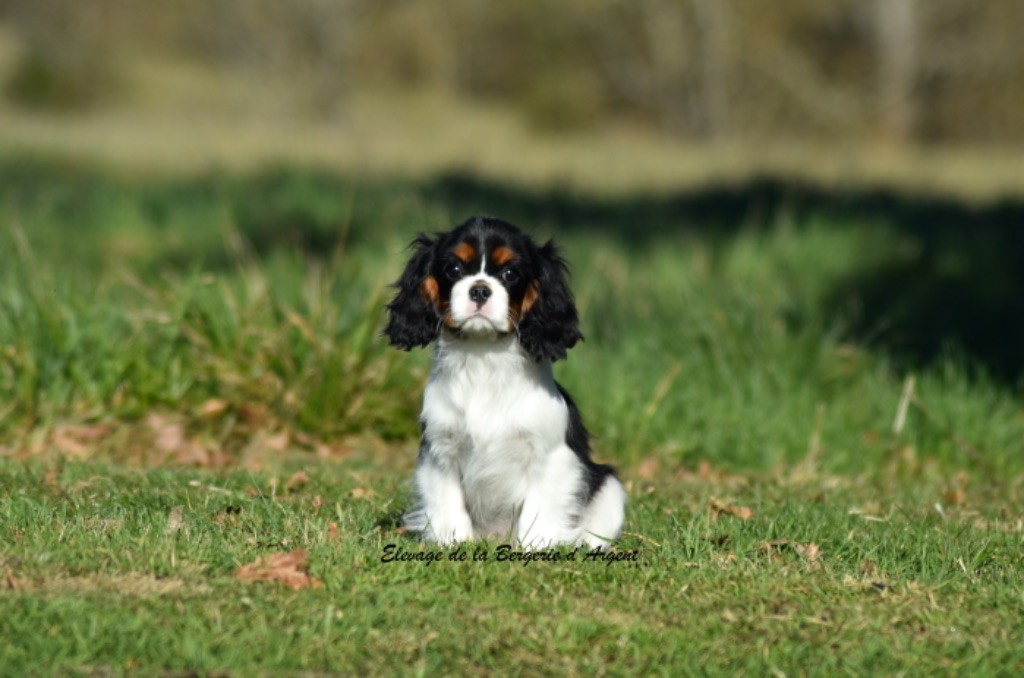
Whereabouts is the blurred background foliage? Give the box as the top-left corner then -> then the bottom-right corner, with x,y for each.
0,1 -> 1022,470
0,0 -> 1022,395
2,0 -> 1023,142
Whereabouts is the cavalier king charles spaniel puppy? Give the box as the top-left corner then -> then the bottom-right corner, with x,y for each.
384,216 -> 626,548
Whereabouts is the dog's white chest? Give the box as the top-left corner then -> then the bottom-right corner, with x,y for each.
419,338 -> 569,529
423,342 -> 565,451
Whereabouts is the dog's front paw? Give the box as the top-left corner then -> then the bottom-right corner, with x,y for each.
517,520 -> 573,551
426,514 -> 474,546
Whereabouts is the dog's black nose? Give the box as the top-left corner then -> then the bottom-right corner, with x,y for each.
469,283 -> 492,306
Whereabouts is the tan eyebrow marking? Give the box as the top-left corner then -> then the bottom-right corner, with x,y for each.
452,243 -> 477,263
492,246 -> 516,266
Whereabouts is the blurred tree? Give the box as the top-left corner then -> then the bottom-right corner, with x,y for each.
875,0 -> 918,142
636,0 -> 692,134
191,0 -> 356,116
3,0 -> 122,110
691,0 -> 733,139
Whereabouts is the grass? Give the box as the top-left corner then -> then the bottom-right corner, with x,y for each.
3,462 -> 1022,674
1,158 -> 1023,674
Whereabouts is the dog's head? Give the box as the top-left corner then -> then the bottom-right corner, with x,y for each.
384,216 -> 582,362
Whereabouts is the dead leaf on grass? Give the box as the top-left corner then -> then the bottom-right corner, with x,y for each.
144,414 -> 229,468
794,542 -> 823,563
350,487 -> 375,499
197,399 -> 230,419
943,487 -> 967,506
264,431 -> 290,451
635,457 -> 661,480
235,549 -> 323,591
760,539 -> 824,565
148,414 -> 186,452
284,471 -> 310,493
236,403 -> 269,426
240,431 -> 291,468
709,498 -> 755,521
52,423 -> 111,458
171,440 -> 213,467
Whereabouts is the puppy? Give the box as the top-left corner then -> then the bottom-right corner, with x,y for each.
384,216 -> 626,548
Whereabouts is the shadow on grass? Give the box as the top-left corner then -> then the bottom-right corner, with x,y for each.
825,223 -> 1024,385
428,173 -> 1024,385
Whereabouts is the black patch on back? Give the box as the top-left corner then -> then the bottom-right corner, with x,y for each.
557,383 -> 617,502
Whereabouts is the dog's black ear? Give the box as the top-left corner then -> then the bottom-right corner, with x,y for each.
384,235 -> 440,350
518,239 -> 583,362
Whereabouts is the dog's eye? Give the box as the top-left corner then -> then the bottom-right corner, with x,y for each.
501,268 -> 520,284
444,262 -> 464,281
